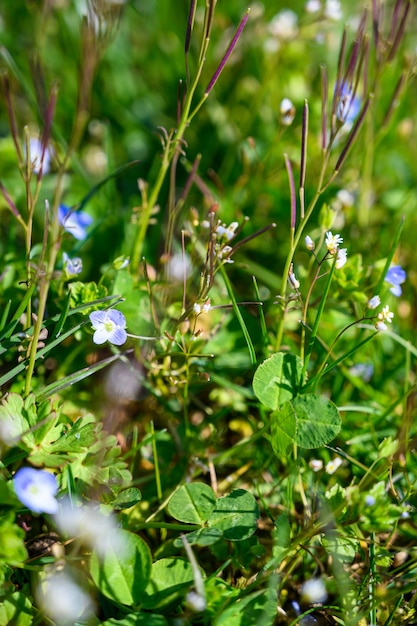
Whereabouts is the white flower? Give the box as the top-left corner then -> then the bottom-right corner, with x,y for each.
193,303 -> 202,315
301,577 -> 328,604
325,231 -> 343,255
305,235 -> 315,251
202,300 -> 211,312
37,572 -> 94,625
288,265 -> 300,290
368,295 -> 381,310
375,305 -> 394,331
269,10 -> 298,40
325,456 -> 343,474
55,501 -> 125,558
280,98 -> 295,126
325,0 -> 343,20
306,0 -> 321,12
336,189 -> 354,207
166,252 -> 192,282
309,459 -> 323,472
216,221 -> 239,241
335,247 -> 347,269
89,309 -> 127,346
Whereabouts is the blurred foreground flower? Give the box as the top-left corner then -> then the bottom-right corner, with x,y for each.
58,204 -> 93,240
385,265 -> 406,296
37,572 -> 94,625
55,500 -> 126,558
301,577 -> 328,604
89,309 -> 127,345
27,137 -> 52,175
13,467 -> 59,514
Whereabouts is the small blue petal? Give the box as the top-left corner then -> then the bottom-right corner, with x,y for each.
13,467 -> 59,514
58,205 -> 93,240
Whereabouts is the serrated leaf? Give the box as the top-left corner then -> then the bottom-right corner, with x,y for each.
208,489 -> 259,541
253,352 -> 304,410
90,529 -> 151,605
167,483 -> 216,524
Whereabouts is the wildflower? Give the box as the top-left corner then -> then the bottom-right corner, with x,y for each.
385,265 -> 406,297
280,98 -> 296,126
336,83 -> 361,127
301,578 -> 328,604
288,265 -> 300,290
27,137 -> 52,175
309,459 -> 323,472
336,189 -> 355,207
55,500 -> 125,558
13,467 -> 59,514
216,221 -> 239,241
305,235 -> 315,251
365,495 -> 376,506
63,252 -> 83,278
325,0 -> 342,20
166,252 -> 192,282
349,362 -> 374,382
89,309 -> 127,346
58,204 -> 93,241
202,299 -> 211,312
335,247 -> 347,269
325,231 -> 343,256
325,456 -> 343,474
305,0 -> 321,13
375,305 -> 394,332
37,572 -> 94,625
193,303 -> 202,315
368,295 -> 381,310
268,10 -> 298,40
185,591 -> 207,613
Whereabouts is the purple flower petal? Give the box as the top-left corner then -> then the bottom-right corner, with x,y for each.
13,467 -> 59,514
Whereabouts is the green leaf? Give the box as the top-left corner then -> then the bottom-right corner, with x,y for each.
102,615 -> 168,626
253,352 -> 304,411
0,513 -> 28,566
90,529 -> 151,606
173,527 -> 223,548
140,558 -> 195,610
0,591 -> 34,626
270,404 -> 297,456
112,488 -> 142,510
213,583 -> 277,626
291,393 -> 342,449
167,483 -> 216,524
207,489 -> 259,541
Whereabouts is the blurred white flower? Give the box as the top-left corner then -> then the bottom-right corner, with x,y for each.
288,265 -> 300,290
335,247 -> 347,269
309,459 -> 323,472
37,572 -> 94,625
166,252 -> 192,282
27,137 -> 52,174
368,295 -> 381,310
325,0 -> 342,20
325,456 -> 343,474
269,10 -> 298,40
280,98 -> 296,126
301,577 -> 328,604
55,501 -> 125,558
305,235 -> 315,251
306,0 -> 321,12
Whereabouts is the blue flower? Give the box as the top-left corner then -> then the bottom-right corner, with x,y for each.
336,83 -> 361,127
13,467 -> 59,514
63,252 -> 83,278
89,309 -> 127,346
385,265 -> 406,296
58,205 -> 93,240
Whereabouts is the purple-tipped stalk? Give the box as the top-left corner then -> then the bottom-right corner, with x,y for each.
320,65 -> 328,150
38,83 -> 58,182
299,101 -> 308,219
205,9 -> 250,96
284,154 -> 296,230
0,181 -> 22,220
185,0 -> 197,55
371,0 -> 380,58
334,96 -> 372,174
1,72 -> 23,165
388,0 -> 411,62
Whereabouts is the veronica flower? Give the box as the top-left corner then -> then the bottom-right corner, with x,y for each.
63,252 -> 83,278
58,205 -> 93,241
385,265 -> 406,296
336,83 -> 361,127
89,309 -> 127,346
27,137 -> 52,175
13,467 -> 59,514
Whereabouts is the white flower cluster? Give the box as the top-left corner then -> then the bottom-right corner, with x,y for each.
325,231 -> 347,269
375,305 -> 394,332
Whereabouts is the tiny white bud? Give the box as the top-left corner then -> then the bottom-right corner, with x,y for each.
368,295 -> 381,310
305,235 -> 315,251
